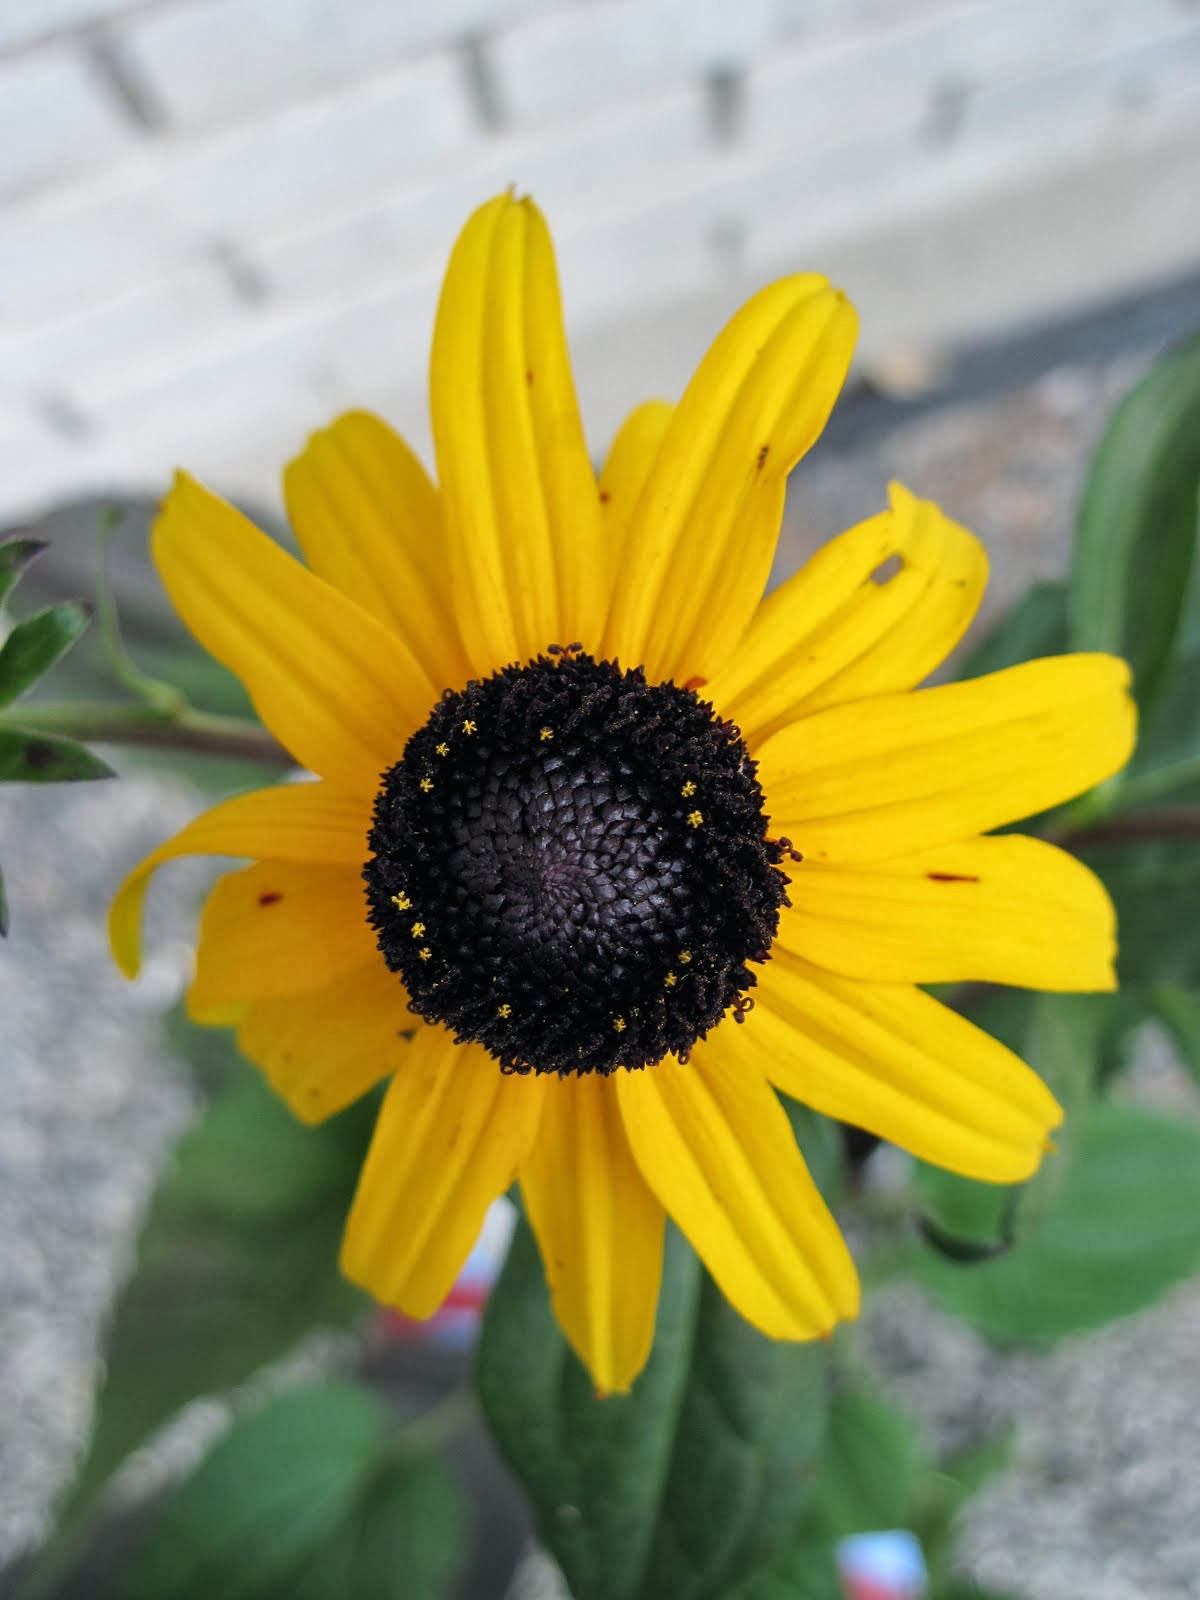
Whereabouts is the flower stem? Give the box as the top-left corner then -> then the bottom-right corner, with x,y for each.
0,699 -> 292,767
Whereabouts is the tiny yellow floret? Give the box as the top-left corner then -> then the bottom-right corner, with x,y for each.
418,947 -> 432,961
681,780 -> 696,798
679,950 -> 692,963
686,810 -> 703,828
498,1003 -> 512,1019
462,719 -> 477,734
391,892 -> 411,912
420,777 -> 434,793
411,921 -> 426,938
540,727 -> 554,741
435,742 -> 450,757
664,972 -> 677,988
613,1017 -> 626,1033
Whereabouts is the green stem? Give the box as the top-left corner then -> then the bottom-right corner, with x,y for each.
0,699 -> 291,767
95,508 -> 184,713
1105,753 -> 1200,812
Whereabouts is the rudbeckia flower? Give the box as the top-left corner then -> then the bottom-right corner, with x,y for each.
111,193 -> 1135,1394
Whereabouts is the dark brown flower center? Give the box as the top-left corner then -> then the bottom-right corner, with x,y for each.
364,650 -> 788,1075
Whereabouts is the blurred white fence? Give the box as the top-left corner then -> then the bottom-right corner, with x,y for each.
1,0 -> 1198,523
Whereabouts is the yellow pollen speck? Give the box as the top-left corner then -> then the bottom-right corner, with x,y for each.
411,922 -> 426,938
679,950 -> 692,963
462,719 -> 477,734
418,947 -> 432,961
681,780 -> 696,798
613,1017 -> 626,1033
540,727 -> 554,741
664,972 -> 677,988
435,742 -> 450,757
498,1003 -> 512,1019
420,777 -> 434,793
391,892 -> 411,911
686,810 -> 703,828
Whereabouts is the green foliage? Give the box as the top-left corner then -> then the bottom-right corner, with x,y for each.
1068,328 -> 1200,708
914,1103 -> 1200,1343
0,600 -> 92,707
1081,838 -> 1200,989
957,580 -> 1067,680
1152,982 -> 1200,1086
478,1223 -> 830,1600
122,1380 -> 465,1600
0,536 -> 47,608
0,724 -> 114,783
59,1048 -> 377,1526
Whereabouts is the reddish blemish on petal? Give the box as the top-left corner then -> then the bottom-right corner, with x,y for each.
257,890 -> 284,905
926,872 -> 981,883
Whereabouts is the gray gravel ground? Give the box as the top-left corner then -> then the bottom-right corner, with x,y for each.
3,321 -> 1200,1598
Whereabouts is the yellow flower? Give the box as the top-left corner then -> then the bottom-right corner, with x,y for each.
110,194 -> 1135,1396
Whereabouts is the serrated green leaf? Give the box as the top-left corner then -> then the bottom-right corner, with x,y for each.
0,724 -> 115,783
1151,982 -> 1200,1086
59,1065 -> 376,1526
1068,331 -> 1200,708
915,1102 -> 1200,1343
956,581 -> 1068,681
0,600 -> 91,707
0,536 -> 46,609
122,1379 -> 465,1600
477,1221 -> 831,1600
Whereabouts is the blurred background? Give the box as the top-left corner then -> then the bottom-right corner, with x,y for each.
1,0 -> 1199,520
3,3 -> 1200,1598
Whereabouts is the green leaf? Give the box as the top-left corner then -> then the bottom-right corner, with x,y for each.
956,581 -> 1067,681
1151,982 -> 1200,1087
0,600 -> 91,707
0,536 -> 46,609
477,1223 -> 830,1600
1113,650 -> 1200,809
1081,839 -> 1200,988
735,1385 -> 923,1600
913,990 -> 1105,1256
915,1102 -> 1200,1343
59,1064 -> 376,1525
0,724 -> 115,782
1068,330 -> 1200,708
122,1380 -> 464,1600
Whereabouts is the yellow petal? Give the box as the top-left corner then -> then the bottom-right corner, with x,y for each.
237,961 -> 412,1125
284,410 -> 470,690
616,1052 -> 858,1340
778,834 -> 1117,991
187,862 -> 378,1016
110,781 -> 370,979
758,654 -> 1136,862
341,1027 -> 545,1317
596,399 -> 674,597
520,1073 -> 665,1395
737,950 -> 1062,1181
154,472 -> 436,796
604,277 -> 857,683
709,484 -> 987,745
430,193 -> 605,674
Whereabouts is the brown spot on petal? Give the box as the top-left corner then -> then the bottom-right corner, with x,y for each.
926,872 -> 980,883
257,889 -> 283,906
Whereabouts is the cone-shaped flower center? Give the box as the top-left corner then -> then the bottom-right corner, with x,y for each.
364,651 -> 788,1075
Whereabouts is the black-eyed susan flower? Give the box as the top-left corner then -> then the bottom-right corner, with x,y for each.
110,194 -> 1135,1395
